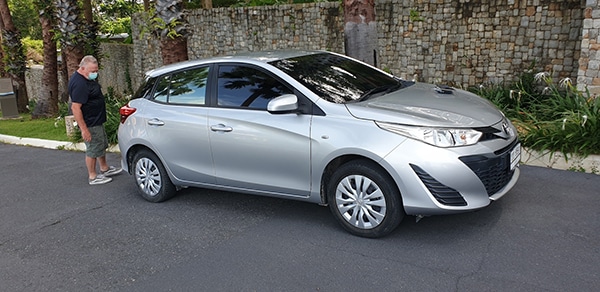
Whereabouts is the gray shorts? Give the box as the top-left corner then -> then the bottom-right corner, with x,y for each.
84,125 -> 109,158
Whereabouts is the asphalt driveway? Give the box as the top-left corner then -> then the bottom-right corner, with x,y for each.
1,143 -> 598,291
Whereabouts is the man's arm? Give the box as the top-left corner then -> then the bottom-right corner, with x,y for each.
71,102 -> 91,142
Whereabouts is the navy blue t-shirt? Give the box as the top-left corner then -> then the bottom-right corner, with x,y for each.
68,71 -> 107,127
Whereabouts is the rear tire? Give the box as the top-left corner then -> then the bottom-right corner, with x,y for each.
132,149 -> 177,202
327,160 -> 404,238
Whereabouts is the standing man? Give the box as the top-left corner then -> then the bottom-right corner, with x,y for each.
69,55 -> 122,185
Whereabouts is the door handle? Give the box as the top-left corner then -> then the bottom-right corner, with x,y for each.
147,119 -> 165,126
210,124 -> 233,132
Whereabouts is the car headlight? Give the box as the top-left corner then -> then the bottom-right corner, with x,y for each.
376,122 -> 483,147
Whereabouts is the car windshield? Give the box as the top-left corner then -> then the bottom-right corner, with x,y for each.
270,52 -> 413,103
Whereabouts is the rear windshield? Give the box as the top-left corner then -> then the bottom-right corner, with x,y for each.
270,53 -> 411,103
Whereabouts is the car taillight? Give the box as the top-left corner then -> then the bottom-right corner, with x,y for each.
120,104 -> 136,124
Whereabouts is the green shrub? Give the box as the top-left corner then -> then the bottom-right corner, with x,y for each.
104,87 -> 126,145
22,37 -> 44,64
22,37 -> 43,52
472,71 -> 600,157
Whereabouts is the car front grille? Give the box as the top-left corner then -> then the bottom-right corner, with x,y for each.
459,140 -> 518,196
410,164 -> 467,206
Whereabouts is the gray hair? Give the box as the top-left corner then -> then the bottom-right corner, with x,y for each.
79,55 -> 98,68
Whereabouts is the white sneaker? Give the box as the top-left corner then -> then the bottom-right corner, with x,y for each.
100,166 -> 123,177
89,175 -> 113,185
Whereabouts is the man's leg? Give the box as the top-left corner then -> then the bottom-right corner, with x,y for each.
98,155 -> 108,172
86,156 -> 98,180
85,125 -> 113,184
99,155 -> 122,176
96,126 -> 122,176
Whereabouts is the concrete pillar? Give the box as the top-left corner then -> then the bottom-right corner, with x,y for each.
578,0 -> 600,94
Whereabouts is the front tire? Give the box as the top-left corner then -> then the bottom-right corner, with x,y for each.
327,160 -> 404,238
132,149 -> 176,202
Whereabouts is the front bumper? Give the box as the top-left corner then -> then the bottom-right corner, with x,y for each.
383,137 -> 520,215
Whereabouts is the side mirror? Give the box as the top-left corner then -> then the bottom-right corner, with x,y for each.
267,94 -> 298,114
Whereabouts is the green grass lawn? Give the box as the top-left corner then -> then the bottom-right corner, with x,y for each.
0,114 -> 70,141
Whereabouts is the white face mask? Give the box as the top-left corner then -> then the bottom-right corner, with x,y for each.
88,72 -> 98,80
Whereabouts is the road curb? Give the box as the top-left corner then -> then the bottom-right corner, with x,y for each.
0,134 -> 120,153
520,148 -> 599,175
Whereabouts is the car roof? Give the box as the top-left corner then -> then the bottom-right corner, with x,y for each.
145,50 -> 326,77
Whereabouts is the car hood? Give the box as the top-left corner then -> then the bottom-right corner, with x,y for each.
345,83 -> 504,127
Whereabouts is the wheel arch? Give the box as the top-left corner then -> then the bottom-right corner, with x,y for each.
319,154 -> 403,206
125,144 -> 158,174
126,144 -> 178,202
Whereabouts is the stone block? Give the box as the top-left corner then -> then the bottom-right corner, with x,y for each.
65,115 -> 77,138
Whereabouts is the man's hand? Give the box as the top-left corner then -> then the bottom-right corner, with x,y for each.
71,102 -> 90,142
81,128 -> 92,142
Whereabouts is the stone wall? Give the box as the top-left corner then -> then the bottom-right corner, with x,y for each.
131,2 -> 345,91
579,0 -> 600,94
98,43 -> 135,96
27,1 -> 600,100
25,64 -> 67,103
130,1 -> 594,90
377,0 -> 584,87
25,43 -> 133,102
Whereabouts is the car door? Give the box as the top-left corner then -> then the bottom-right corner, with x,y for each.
208,64 -> 311,197
143,65 -> 216,184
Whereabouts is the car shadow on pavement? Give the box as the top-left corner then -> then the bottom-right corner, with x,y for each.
140,185 -> 506,240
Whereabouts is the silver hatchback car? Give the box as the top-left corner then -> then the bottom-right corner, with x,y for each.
118,50 -> 520,238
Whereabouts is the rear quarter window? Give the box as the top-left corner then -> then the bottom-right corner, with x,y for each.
149,66 -> 210,105
134,76 -> 157,100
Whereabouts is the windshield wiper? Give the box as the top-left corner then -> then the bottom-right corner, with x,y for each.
357,83 -> 403,102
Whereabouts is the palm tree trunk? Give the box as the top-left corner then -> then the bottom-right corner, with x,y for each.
0,0 -> 29,113
0,14 -> 7,78
160,37 -> 188,65
55,0 -> 85,78
82,0 -> 93,24
155,0 -> 189,65
32,0 -> 58,118
81,0 -> 99,58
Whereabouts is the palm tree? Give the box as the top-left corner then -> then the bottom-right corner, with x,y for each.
31,0 -> 58,118
343,0 -> 377,66
0,0 -> 29,113
155,0 -> 189,65
55,0 -> 84,78
0,17 -> 7,78
81,0 -> 100,57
